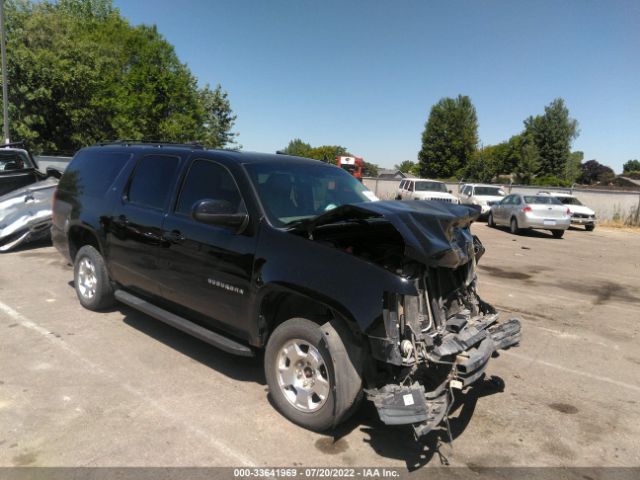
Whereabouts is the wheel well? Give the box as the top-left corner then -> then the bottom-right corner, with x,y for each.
68,227 -> 100,261
259,292 -> 356,345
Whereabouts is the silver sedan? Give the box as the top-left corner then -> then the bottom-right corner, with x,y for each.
487,193 -> 571,238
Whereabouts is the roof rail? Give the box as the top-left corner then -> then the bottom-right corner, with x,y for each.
0,140 -> 26,149
97,140 -> 205,150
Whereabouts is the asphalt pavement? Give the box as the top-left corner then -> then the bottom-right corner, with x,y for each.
1,224 -> 639,471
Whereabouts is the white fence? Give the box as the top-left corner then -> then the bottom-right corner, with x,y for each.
363,177 -> 640,223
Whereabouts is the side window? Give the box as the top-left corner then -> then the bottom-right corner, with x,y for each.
176,159 -> 244,215
408,181 -> 414,192
128,155 -> 179,209
513,196 -> 522,205
502,195 -> 512,204
399,180 -> 405,190
463,186 -> 471,196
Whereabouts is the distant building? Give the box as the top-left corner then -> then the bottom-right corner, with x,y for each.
377,169 -> 418,180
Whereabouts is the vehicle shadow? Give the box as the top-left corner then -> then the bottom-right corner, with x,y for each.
118,305 -> 266,385
494,226 -> 559,239
323,375 -> 506,471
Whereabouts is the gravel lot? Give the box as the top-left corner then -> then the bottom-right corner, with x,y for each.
1,224 -> 639,471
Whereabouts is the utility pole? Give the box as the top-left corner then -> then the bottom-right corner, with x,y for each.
0,0 -> 9,144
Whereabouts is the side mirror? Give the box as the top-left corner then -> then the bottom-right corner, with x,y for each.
448,189 -> 453,194
46,167 -> 62,179
192,199 -> 248,232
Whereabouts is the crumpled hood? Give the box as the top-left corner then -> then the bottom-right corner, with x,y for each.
294,200 -> 480,268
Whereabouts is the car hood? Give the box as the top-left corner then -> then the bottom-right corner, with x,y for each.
567,204 -> 595,215
291,200 -> 480,268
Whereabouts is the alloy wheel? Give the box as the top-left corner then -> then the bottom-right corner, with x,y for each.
276,339 -> 331,412
77,257 -> 97,300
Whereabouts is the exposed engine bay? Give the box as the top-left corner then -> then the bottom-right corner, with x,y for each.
291,200 -> 522,438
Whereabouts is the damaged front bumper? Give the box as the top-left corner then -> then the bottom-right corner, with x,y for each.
367,313 -> 521,438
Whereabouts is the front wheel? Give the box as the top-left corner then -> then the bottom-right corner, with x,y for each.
487,213 -> 496,228
265,318 -> 362,432
585,224 -> 595,232
551,229 -> 565,239
509,217 -> 520,235
73,245 -> 115,311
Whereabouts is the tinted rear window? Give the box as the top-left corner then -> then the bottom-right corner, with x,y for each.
524,195 -> 562,205
59,151 -> 131,198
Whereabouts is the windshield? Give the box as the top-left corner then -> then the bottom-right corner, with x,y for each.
557,196 -> 582,206
415,181 -> 447,192
244,162 -> 374,227
524,196 -> 562,205
475,186 -> 504,196
0,150 -> 33,172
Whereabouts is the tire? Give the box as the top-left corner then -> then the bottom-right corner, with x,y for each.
73,245 -> 115,311
509,217 -> 520,235
487,213 -> 495,228
265,317 -> 362,432
585,224 -> 595,232
551,229 -> 565,239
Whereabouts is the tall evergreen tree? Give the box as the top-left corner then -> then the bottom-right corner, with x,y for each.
418,95 -> 478,179
523,98 -> 579,178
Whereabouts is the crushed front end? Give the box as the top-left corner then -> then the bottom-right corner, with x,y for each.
291,200 -> 522,439
365,249 -> 521,438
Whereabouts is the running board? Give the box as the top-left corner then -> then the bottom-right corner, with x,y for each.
114,289 -> 254,357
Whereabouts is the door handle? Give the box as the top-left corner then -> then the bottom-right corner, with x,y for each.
162,230 -> 185,243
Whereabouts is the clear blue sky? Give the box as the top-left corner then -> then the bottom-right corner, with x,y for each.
114,0 -> 639,172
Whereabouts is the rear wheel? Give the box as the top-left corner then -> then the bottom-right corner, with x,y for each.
73,245 -> 115,311
551,229 -> 565,239
487,213 -> 495,228
265,318 -> 362,432
509,217 -> 520,235
585,224 -> 595,232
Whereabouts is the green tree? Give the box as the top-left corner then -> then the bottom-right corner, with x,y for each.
394,160 -> 417,174
196,84 -> 239,148
523,98 -> 579,178
579,160 -> 615,185
281,138 -> 312,157
418,95 -> 478,179
362,161 -> 379,177
307,145 -> 349,164
623,159 -> 640,173
2,0 -> 237,153
514,137 -> 541,185
462,142 -> 513,182
279,139 -> 380,176
564,151 -> 583,183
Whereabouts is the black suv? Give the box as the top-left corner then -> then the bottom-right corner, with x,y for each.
52,142 -> 521,438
